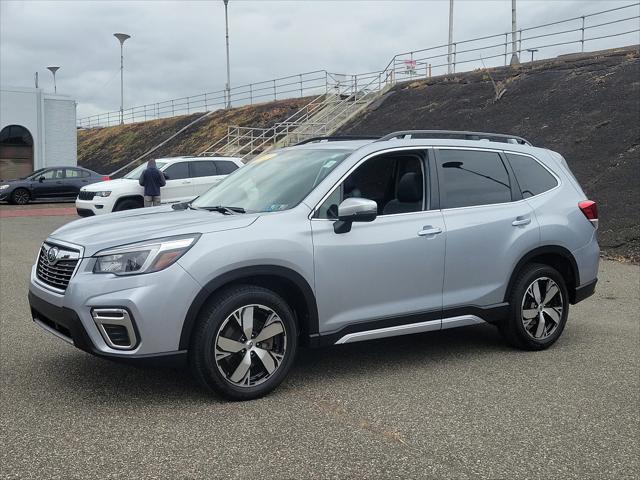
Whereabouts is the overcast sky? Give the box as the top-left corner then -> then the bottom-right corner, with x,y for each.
1,0 -> 638,119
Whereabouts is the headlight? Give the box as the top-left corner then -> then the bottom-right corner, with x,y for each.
93,234 -> 200,275
94,191 -> 111,197
0,184 -> 9,190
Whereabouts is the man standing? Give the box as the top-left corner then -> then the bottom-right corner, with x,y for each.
138,159 -> 166,207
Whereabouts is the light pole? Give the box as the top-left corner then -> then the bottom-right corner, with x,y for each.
447,0 -> 454,75
223,0 -> 231,108
114,33 -> 131,125
510,0 -> 520,65
47,66 -> 60,93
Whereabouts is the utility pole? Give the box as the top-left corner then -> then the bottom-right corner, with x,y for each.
114,33 -> 131,125
47,66 -> 60,93
510,0 -> 520,65
224,0 -> 231,108
447,0 -> 454,74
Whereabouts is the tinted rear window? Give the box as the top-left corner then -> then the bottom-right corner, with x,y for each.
437,149 -> 511,208
506,153 -> 557,198
215,161 -> 239,175
190,161 -> 217,178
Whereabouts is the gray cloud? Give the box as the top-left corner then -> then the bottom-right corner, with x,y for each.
1,0 -> 637,119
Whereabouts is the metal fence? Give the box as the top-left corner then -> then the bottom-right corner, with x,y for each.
77,2 -> 640,129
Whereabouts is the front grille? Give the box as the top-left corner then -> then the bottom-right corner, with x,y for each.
36,243 -> 80,291
78,190 -> 96,200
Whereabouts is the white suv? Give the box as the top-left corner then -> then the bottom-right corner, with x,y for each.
75,156 -> 243,216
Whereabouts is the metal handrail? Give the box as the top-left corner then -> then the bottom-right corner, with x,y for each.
78,2 -> 639,128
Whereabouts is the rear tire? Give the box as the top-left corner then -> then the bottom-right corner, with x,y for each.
189,285 -> 298,401
500,263 -> 569,350
10,188 -> 30,205
113,198 -> 143,211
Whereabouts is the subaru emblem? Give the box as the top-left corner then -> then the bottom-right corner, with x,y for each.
47,246 -> 59,264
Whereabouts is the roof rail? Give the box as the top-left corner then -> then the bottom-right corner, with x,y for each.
377,130 -> 532,146
295,135 -> 380,146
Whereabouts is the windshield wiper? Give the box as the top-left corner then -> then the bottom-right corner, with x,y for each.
201,205 -> 246,215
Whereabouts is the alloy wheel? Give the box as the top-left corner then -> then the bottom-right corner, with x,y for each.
521,276 -> 564,340
214,304 -> 287,387
13,190 -> 29,205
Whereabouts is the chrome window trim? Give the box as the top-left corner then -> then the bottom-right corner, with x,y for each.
433,146 -> 562,212
308,146 -> 431,221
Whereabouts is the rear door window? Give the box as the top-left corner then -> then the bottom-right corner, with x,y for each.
190,161 -> 218,178
437,149 -> 512,208
163,162 -> 189,180
215,161 -> 239,175
506,153 -> 558,198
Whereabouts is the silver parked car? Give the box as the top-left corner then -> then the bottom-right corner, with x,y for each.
28,131 -> 599,400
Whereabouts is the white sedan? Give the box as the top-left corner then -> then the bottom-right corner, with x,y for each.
75,156 -> 244,216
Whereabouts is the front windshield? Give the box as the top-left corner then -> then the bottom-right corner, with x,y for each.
25,169 -> 46,180
124,161 -> 167,180
192,149 -> 351,213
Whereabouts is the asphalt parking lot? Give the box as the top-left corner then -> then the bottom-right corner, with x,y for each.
1,210 -> 638,479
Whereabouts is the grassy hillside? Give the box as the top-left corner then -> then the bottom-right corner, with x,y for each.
337,47 -> 640,260
77,97 -> 312,175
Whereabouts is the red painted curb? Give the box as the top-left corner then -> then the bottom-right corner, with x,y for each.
0,208 -> 77,218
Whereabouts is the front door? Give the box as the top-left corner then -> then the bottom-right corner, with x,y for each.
311,149 -> 445,337
31,168 -> 66,198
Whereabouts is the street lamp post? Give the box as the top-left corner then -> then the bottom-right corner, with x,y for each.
510,0 -> 520,65
114,33 -> 131,125
47,66 -> 60,93
223,0 -> 231,108
447,0 -> 454,75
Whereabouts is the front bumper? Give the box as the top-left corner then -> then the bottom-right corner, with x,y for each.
29,256 -> 203,365
75,198 -> 110,216
29,291 -> 186,366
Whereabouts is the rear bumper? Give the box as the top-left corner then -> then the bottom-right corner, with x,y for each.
572,279 -> 597,304
28,290 -> 187,367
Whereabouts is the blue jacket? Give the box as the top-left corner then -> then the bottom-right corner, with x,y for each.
139,167 -> 166,197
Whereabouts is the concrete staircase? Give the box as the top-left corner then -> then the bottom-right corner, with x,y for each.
198,71 -> 394,159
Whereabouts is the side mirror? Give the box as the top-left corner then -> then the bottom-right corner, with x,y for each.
333,197 -> 377,234
163,174 -> 170,180
38,176 -> 45,183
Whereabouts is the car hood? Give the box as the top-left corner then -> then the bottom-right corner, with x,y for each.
49,206 -> 259,256
82,178 -> 136,191
0,178 -> 27,185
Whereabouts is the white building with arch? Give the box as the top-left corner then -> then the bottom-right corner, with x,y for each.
0,86 -> 77,180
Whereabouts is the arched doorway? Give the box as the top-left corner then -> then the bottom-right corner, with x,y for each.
0,125 -> 34,180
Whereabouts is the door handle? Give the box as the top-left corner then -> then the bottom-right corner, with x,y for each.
181,181 -> 192,184
418,226 -> 443,237
512,216 -> 531,226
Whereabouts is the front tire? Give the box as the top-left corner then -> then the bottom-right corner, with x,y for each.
113,198 -> 143,211
11,188 -> 30,205
500,263 -> 569,350
189,285 -> 298,400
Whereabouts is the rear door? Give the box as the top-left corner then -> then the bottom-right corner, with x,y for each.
63,168 -> 89,197
161,162 -> 192,203
435,148 -> 539,310
188,161 -> 220,198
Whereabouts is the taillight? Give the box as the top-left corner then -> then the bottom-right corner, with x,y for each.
579,200 -> 598,228
101,175 -> 110,181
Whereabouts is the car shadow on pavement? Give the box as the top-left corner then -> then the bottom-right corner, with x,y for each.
34,323 -> 511,403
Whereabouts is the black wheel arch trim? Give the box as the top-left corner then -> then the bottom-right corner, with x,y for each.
179,265 -> 319,350
505,245 -> 582,305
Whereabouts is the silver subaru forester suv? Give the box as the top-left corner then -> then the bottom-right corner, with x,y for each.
28,131 -> 599,400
